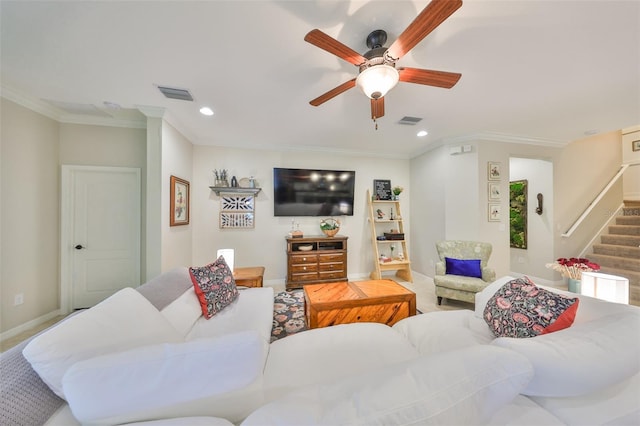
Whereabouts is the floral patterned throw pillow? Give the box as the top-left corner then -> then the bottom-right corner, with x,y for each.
483,276 -> 579,338
189,256 -> 239,319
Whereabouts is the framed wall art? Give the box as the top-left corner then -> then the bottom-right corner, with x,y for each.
488,162 -> 501,181
488,183 -> 501,201
488,203 -> 501,222
170,175 -> 190,226
373,179 -> 392,200
632,139 -> 640,152
510,179 -> 528,249
219,193 -> 255,229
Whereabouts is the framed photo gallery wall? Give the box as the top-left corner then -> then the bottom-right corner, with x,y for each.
487,162 -> 501,222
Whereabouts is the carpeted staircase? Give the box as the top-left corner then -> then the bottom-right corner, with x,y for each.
590,200 -> 640,306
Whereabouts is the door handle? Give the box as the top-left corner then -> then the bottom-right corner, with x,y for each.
75,244 -> 85,250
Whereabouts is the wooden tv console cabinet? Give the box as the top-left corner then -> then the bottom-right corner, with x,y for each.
285,235 -> 348,289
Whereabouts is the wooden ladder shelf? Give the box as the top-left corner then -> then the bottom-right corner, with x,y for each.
367,189 -> 413,282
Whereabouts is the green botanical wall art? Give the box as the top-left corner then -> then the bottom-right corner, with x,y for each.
510,179 -> 527,249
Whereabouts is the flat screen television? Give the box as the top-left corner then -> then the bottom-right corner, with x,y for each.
273,168 -> 356,216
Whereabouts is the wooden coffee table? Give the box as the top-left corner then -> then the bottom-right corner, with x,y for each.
304,280 -> 416,329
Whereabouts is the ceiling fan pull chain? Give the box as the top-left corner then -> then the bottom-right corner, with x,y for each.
373,116 -> 378,130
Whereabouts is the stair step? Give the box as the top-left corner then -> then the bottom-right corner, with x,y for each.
595,267 -> 640,306
593,243 -> 640,258
623,207 -> 640,216
600,234 -> 640,247
617,216 -> 640,226
589,253 -> 640,272
623,200 -> 640,207
608,225 -> 640,236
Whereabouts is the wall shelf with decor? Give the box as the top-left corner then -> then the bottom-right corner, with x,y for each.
210,187 -> 261,229
209,187 -> 261,196
367,189 -> 413,282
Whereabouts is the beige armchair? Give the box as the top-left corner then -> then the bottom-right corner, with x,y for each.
434,240 -> 496,305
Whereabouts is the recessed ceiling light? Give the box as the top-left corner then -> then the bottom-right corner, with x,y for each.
417,130 -> 428,137
199,107 -> 214,116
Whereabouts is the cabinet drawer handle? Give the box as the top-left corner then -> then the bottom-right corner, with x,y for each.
303,266 -> 306,270
302,257 -> 307,261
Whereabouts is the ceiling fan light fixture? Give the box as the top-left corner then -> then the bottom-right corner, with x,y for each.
356,64 -> 399,99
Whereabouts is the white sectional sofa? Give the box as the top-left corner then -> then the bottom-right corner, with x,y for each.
2,269 -> 639,425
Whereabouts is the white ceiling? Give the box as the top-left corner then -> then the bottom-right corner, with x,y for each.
2,0 -> 638,159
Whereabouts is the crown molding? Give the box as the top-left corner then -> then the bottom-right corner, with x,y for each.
2,84 -> 146,129
409,131 -> 568,158
135,105 -> 165,118
1,84 -> 61,121
443,131 -> 568,148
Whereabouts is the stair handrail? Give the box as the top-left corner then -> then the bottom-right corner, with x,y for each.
562,163 -> 630,237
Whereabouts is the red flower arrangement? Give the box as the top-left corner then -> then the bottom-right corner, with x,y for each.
546,257 -> 600,280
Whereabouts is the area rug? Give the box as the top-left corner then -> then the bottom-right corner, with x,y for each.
271,289 -> 307,342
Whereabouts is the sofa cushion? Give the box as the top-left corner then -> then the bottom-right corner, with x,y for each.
136,267 -> 193,310
243,346 -> 534,426
124,418 -> 234,426
433,274 -> 489,292
492,310 -> 640,397
392,310 -> 494,355
160,287 -> 203,337
22,288 -> 183,399
63,331 -> 268,425
483,277 -> 579,338
189,256 -> 239,319
263,322 -> 420,398
474,276 -> 516,318
186,287 -> 274,343
445,257 -> 482,278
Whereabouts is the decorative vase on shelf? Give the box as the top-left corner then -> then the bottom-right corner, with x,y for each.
320,218 -> 340,237
568,278 -> 581,294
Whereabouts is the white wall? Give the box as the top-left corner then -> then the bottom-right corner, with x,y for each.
509,158 -> 554,279
191,146 -> 411,284
410,145 -> 447,275
1,99 -> 59,332
411,139 -> 562,280
161,122 -> 193,271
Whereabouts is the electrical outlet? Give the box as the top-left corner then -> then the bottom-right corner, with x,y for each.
14,293 -> 24,306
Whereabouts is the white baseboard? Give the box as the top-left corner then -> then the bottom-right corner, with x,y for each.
0,309 -> 62,343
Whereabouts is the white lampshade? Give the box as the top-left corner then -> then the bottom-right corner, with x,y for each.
216,248 -> 234,271
356,64 -> 399,99
580,271 -> 629,304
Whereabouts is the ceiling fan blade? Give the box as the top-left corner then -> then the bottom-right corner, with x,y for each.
305,29 -> 367,66
386,0 -> 462,60
309,79 -> 356,106
398,67 -> 461,88
371,98 -> 385,119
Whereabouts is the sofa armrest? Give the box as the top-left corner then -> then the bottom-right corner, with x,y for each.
482,267 -> 496,283
435,262 -> 446,276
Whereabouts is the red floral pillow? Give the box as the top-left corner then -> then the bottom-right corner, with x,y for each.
483,277 -> 579,338
189,256 -> 239,319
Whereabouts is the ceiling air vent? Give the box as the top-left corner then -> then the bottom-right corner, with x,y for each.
157,86 -> 194,101
398,116 -> 422,125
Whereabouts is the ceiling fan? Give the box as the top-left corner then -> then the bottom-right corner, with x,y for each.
304,0 -> 463,128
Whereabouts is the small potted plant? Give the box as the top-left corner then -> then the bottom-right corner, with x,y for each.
392,186 -> 403,200
320,218 -> 340,237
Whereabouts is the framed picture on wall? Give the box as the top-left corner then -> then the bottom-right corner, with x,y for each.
488,183 -> 501,200
170,175 -> 190,226
488,162 -> 501,181
488,203 -> 501,222
633,139 -> 640,152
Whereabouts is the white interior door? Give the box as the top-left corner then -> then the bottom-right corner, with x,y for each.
61,166 -> 141,310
